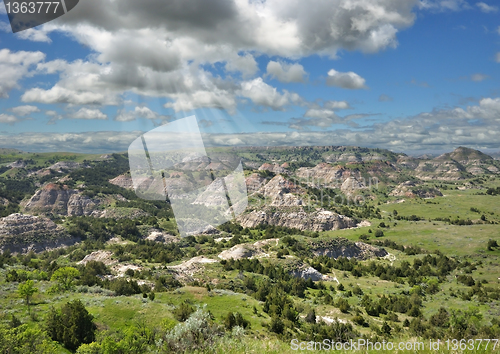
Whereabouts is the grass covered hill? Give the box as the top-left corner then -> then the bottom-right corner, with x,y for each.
0,145 -> 499,353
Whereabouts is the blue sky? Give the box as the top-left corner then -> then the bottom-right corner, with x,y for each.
0,0 -> 499,153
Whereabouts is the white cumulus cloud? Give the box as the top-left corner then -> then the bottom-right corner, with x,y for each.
0,114 -> 20,124
116,106 -> 169,122
0,49 -> 45,98
326,69 -> 367,89
10,0 -> 419,112
240,78 -> 301,110
266,61 -> 307,83
10,105 -> 40,116
71,108 -> 108,120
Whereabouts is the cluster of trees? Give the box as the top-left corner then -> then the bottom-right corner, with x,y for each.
112,240 -> 184,264
223,312 -> 250,330
393,214 -> 422,221
0,177 -> 37,202
407,307 -> 499,340
454,282 -> 500,302
369,239 -> 424,255
311,253 -> 463,286
66,216 -> 163,243
486,187 -> 500,196
220,258 -> 317,298
338,204 -> 382,220
361,293 -> 423,318
433,216 -> 494,226
0,300 -> 97,353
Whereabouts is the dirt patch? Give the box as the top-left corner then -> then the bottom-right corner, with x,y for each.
218,239 -> 279,260
112,263 -> 144,276
146,230 -> 179,243
168,256 -> 218,281
357,220 -> 371,228
77,250 -> 117,266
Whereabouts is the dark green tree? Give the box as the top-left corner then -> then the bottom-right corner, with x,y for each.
46,300 -> 96,351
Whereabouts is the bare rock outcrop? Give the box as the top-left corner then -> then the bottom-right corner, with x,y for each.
78,250 -> 116,266
245,173 -> 267,193
296,163 -> 349,187
23,183 -> 100,216
311,238 -> 387,259
218,244 -> 264,260
258,163 -> 288,174
7,160 -> 27,168
48,161 -> 86,172
389,181 -> 442,198
90,207 -> 148,219
168,256 -> 218,281
146,229 -> 179,243
109,174 -> 135,189
290,266 -> 327,281
218,239 -> 277,260
254,175 -> 304,207
0,213 -> 78,253
340,177 -> 367,196
237,209 -> 356,231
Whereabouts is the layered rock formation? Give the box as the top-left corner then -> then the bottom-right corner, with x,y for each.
109,174 -> 134,189
311,238 -> 387,259
245,173 -> 267,193
23,183 -> 100,216
48,161 -> 87,172
237,209 -> 356,231
258,163 -> 288,174
414,147 -> 500,180
390,181 -> 443,198
253,175 -> 304,207
340,177 -> 367,196
0,213 -> 79,253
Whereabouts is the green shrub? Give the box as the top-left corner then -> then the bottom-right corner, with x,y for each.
173,301 -> 195,322
45,300 -> 96,351
163,306 -> 223,352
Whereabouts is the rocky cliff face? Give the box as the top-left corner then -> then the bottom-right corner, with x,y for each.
109,174 -> 135,189
48,161 -> 87,172
414,160 -> 468,181
413,147 -> 500,180
289,266 -> 326,281
311,238 -> 387,259
7,160 -> 27,168
258,163 -> 288,174
340,177 -> 367,196
389,181 -> 443,198
253,175 -> 304,207
245,173 -> 267,193
23,183 -> 100,216
296,163 -> 350,186
237,209 -> 357,231
0,213 -> 79,253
